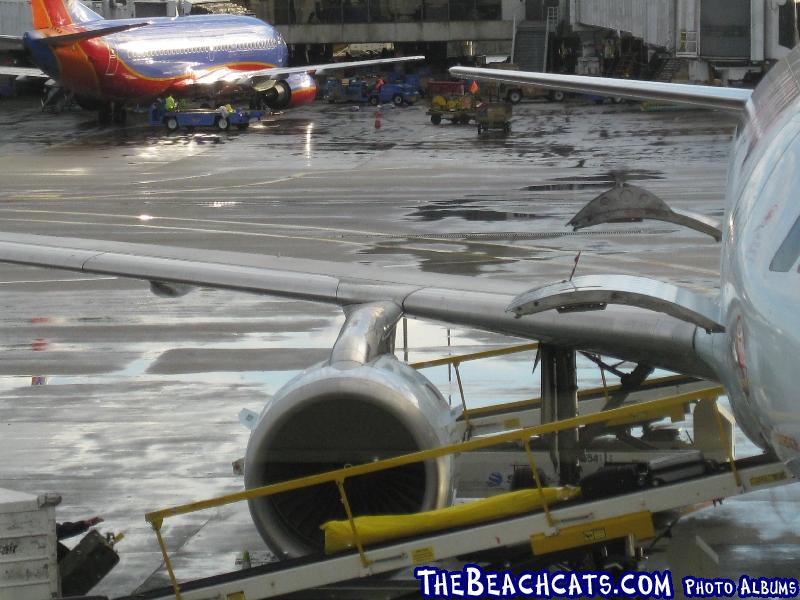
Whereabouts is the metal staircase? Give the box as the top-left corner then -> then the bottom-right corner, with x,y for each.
513,21 -> 548,72
655,57 -> 685,82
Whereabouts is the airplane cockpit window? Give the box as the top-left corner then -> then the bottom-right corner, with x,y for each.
769,213 -> 800,272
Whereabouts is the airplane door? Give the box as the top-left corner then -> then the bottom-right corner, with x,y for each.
106,46 -> 118,76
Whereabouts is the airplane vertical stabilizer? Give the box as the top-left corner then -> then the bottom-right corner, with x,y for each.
32,0 -> 102,30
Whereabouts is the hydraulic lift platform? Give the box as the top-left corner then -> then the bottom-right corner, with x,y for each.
115,370 -> 795,600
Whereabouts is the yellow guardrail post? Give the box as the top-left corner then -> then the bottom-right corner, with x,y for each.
452,362 -> 472,433
713,400 -> 741,487
336,479 -> 372,568
150,517 -> 183,600
523,439 -> 555,529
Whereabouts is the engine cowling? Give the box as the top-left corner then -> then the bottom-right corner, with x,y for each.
256,73 -> 317,110
245,356 -> 454,558
244,303 -> 455,558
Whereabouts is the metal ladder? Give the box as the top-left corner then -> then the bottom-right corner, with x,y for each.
542,6 -> 560,71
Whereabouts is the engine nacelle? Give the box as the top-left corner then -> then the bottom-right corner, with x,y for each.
256,73 -> 317,110
244,303 -> 455,558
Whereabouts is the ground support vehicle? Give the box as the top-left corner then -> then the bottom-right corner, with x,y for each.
375,82 -> 419,106
148,104 -> 264,131
476,101 -> 512,134
324,79 -> 419,106
427,80 -> 476,125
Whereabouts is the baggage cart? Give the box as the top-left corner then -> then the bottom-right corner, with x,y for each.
426,80 -> 475,125
475,101 -> 512,134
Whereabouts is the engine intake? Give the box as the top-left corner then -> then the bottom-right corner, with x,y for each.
244,303 -> 455,558
257,80 -> 291,109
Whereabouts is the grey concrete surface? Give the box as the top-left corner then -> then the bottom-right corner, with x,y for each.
0,96 -> 795,597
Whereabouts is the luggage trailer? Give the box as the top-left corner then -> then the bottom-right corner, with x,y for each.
115,360 -> 796,600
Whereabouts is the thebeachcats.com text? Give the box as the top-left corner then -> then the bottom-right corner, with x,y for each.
413,565 -> 800,599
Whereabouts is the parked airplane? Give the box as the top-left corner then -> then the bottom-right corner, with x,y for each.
0,0 -> 422,122
0,52 -> 798,558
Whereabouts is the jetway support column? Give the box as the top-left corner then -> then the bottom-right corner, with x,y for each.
540,345 -> 580,485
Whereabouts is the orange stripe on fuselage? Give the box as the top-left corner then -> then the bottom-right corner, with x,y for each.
52,37 -> 103,97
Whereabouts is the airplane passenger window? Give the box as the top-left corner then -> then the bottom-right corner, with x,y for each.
770,213 -> 800,272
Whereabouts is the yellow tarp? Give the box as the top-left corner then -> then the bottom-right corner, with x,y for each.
321,486 -> 581,554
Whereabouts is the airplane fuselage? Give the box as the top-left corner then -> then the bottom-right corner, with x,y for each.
23,14 -> 316,104
699,49 -> 800,475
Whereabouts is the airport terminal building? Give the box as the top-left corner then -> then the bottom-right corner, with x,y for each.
1,0 -> 798,81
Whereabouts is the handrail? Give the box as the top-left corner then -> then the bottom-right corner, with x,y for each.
462,373 -> 701,419
145,384 -> 724,599
409,342 -> 538,369
146,387 -> 721,524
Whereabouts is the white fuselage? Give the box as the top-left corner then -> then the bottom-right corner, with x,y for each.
700,47 -> 800,475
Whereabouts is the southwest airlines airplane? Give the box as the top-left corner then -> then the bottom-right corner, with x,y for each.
0,0 -> 422,121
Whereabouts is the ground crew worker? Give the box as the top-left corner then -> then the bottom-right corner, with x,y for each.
165,95 -> 176,111
57,516 -> 104,561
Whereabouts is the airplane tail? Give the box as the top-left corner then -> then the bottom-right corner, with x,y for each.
32,0 -> 103,30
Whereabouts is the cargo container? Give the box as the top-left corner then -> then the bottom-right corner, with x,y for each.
0,488 -> 61,600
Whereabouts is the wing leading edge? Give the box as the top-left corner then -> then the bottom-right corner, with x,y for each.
0,233 -> 715,379
449,66 -> 752,111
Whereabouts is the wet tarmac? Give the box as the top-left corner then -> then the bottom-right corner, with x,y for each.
0,96 -> 796,596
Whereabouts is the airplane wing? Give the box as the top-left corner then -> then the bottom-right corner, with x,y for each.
0,34 -> 23,50
36,21 -> 151,46
0,65 -> 46,78
0,232 -> 717,380
449,66 -> 752,111
238,55 -> 426,83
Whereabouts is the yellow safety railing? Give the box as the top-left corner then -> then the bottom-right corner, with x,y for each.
145,385 -> 726,600
409,342 -> 539,369
411,342 -> 539,432
410,344 -> 698,426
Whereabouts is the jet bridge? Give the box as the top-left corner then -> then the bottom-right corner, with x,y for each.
115,345 -> 795,600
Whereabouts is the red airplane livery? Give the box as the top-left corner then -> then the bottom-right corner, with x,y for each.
0,0 -> 423,121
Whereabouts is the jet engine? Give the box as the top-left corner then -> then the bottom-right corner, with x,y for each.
244,302 -> 455,558
254,73 -> 317,110
257,80 -> 291,109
